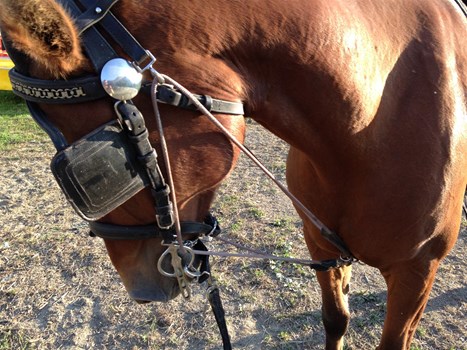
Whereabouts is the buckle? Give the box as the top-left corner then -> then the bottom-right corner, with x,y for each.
132,50 -> 157,74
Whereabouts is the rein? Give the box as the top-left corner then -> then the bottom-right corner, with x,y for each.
157,74 -> 356,259
149,74 -> 355,270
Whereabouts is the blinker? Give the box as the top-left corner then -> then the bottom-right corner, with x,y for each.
100,58 -> 143,100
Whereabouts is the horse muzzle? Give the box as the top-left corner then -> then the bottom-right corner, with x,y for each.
122,267 -> 182,303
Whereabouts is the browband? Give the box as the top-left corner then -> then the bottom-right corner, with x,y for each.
9,69 -> 244,115
9,69 -> 107,102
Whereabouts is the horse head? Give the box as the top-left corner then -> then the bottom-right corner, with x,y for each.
0,0 -> 246,302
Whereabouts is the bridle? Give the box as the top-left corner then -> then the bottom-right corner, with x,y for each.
3,0 -> 358,348
6,0 -> 238,241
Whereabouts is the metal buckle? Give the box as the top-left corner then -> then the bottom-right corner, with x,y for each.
132,50 -> 157,73
339,255 -> 359,266
131,50 -> 165,83
205,217 -> 219,237
156,209 -> 175,231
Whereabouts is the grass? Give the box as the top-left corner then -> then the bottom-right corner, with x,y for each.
0,91 -> 46,150
0,329 -> 31,350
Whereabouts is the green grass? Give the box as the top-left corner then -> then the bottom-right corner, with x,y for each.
0,329 -> 31,350
0,91 -> 47,150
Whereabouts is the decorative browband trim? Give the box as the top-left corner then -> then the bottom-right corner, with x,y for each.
9,69 -> 108,103
9,69 -> 244,115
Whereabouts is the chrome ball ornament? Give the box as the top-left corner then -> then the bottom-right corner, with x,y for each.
100,58 -> 143,100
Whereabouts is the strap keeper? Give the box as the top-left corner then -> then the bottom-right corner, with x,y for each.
155,204 -> 173,216
128,129 -> 149,143
117,102 -> 145,132
151,185 -> 171,200
138,150 -> 158,167
156,84 -> 182,106
202,95 -> 213,111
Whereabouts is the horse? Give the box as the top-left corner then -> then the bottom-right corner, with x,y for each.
0,0 -> 466,349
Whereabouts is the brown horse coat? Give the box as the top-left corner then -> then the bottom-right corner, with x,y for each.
0,0 -> 466,349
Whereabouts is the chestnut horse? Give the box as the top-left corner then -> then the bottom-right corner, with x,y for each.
1,0 -> 466,349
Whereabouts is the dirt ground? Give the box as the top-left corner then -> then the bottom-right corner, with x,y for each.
0,120 -> 466,349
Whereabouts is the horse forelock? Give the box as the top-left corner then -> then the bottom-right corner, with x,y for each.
0,0 -> 85,78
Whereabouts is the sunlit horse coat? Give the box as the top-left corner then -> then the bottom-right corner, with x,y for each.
0,0 -> 466,349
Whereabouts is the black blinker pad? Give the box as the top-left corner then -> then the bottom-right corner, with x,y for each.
51,120 -> 149,221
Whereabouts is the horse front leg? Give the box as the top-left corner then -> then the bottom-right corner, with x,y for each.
316,264 -> 353,350
287,147 -> 352,349
377,258 -> 440,350
304,228 -> 353,350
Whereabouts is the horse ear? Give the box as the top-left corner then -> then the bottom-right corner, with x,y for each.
0,0 -> 85,78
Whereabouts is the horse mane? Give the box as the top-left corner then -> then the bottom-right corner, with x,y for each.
0,0 -> 85,78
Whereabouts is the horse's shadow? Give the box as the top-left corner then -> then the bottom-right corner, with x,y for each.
426,286 -> 467,312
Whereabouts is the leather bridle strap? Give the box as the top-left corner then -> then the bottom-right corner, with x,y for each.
89,219 -> 220,240
58,0 -> 148,72
26,102 -> 68,150
75,0 -> 120,33
10,0 -> 244,114
76,0 -> 150,65
207,284 -> 231,350
151,84 -> 245,115
115,101 -> 175,231
58,0 -> 119,71
9,69 -> 244,115
9,69 -> 108,103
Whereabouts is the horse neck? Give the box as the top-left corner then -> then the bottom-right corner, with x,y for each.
208,1 -> 394,164
118,0 -> 415,165
208,1 -> 419,166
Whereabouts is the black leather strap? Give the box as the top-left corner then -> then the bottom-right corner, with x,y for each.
10,69 -> 245,114
57,0 -> 119,71
89,219 -> 220,240
76,0 -> 149,65
208,285 -> 232,350
320,227 -> 354,259
26,102 -> 68,150
75,0 -> 120,34
154,84 -> 244,115
309,258 -> 353,272
116,101 -> 175,230
9,69 -> 107,103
